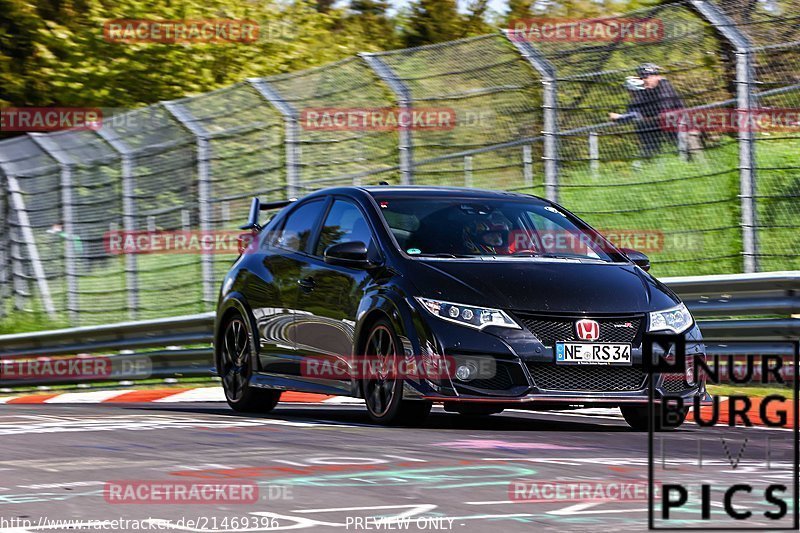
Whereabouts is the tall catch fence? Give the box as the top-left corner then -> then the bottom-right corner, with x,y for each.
712,0 -> 800,273
524,2 -> 742,274
0,0 -> 797,326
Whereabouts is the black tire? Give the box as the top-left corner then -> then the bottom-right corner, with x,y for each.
218,310 -> 281,413
621,405 -> 688,431
361,319 -> 432,425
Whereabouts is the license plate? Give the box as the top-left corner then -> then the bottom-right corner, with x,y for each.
555,343 -> 632,365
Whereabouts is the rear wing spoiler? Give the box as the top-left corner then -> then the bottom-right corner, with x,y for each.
240,197 -> 296,231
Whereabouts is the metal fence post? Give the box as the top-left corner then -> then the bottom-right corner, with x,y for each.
588,133 -> 599,176
522,145 -> 533,187
96,127 -> 139,319
9,219 -> 27,312
0,162 -> 27,313
221,202 -> 231,226
505,33 -> 559,203
247,78 -> 301,198
464,156 -> 473,187
28,134 -> 76,322
360,53 -> 414,185
690,0 -> 758,273
0,170 -> 8,318
5,175 -> 56,318
163,102 -> 215,308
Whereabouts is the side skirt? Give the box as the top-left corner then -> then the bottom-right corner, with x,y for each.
249,372 -> 355,397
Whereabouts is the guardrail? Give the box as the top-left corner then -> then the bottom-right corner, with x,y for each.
661,271 -> 800,341
0,272 -> 797,387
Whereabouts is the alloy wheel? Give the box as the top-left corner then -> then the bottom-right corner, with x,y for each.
364,325 -> 397,418
221,317 -> 250,402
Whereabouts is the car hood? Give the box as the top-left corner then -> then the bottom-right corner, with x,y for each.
405,259 -> 680,314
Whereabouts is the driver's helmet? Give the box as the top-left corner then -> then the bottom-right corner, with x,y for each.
463,211 -> 513,255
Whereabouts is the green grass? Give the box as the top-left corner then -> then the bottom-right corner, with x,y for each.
460,135 -> 799,277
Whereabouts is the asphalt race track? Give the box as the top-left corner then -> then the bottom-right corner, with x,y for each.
0,401 -> 796,532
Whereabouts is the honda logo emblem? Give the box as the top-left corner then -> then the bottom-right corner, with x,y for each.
575,319 -> 600,341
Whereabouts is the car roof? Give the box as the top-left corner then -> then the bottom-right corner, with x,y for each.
305,185 -> 549,203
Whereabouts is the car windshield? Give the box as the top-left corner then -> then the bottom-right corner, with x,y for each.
373,196 -> 621,262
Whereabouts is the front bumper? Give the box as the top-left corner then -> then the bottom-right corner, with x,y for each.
420,390 -> 712,408
413,360 -> 709,407
403,313 -> 708,407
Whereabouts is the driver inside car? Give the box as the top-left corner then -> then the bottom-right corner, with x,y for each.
463,211 -> 517,255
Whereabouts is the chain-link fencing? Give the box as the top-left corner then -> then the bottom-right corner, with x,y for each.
714,0 -> 800,272
519,2 -> 742,275
0,136 -> 67,324
0,0 -> 797,326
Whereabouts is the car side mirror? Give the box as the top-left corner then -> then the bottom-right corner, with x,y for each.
620,248 -> 650,271
324,241 -> 373,269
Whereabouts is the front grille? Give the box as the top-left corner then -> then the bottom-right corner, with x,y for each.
527,363 -> 647,392
516,314 -> 643,347
662,376 -> 691,392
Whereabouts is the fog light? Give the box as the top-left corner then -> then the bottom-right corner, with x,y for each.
455,363 -> 477,381
686,364 -> 695,385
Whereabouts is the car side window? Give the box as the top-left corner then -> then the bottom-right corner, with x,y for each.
315,200 -> 376,256
266,199 -> 325,253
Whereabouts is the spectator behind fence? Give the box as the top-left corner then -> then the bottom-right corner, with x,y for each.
609,63 -> 684,159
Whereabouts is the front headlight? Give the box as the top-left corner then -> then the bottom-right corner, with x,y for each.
648,302 -> 693,334
415,297 -> 520,330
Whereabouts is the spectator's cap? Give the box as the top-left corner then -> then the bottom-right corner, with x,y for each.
637,63 -> 661,77
624,76 -> 645,91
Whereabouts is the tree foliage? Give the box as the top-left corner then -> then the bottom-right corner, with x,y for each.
1,0 -> 670,110
0,0 -> 399,109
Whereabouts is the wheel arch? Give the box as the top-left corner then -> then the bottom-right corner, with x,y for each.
353,292 -> 418,356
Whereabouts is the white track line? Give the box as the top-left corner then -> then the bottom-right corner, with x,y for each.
152,387 -> 226,402
321,396 -> 363,404
44,390 -> 127,403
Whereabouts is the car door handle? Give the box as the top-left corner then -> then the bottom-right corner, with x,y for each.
297,277 -> 315,291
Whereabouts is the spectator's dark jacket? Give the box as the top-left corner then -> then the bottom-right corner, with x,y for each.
616,78 -> 684,125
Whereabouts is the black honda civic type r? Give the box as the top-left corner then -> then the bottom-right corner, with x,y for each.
214,186 -> 706,429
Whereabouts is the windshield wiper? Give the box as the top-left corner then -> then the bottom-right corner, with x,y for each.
416,253 -> 475,258
510,251 -> 606,261
539,253 -> 608,261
